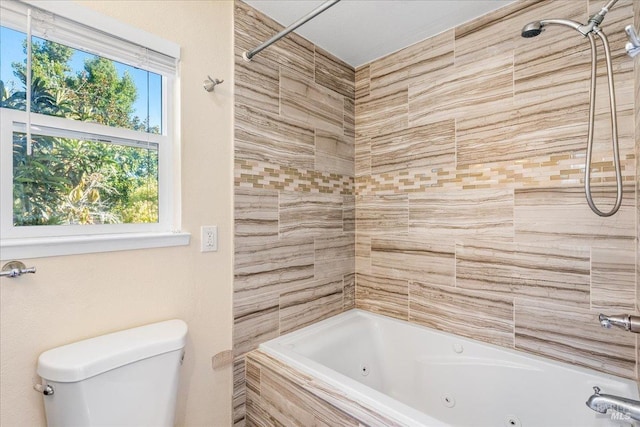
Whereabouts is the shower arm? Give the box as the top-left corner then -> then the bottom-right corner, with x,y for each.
583,30 -> 623,217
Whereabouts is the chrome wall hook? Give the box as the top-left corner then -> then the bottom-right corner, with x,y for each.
203,75 -> 224,92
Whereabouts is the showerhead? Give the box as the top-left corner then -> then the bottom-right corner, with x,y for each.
521,21 -> 543,38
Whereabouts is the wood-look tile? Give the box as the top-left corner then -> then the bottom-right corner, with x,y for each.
246,355 -> 261,396
409,189 -> 514,241
235,103 -> 315,170
356,89 -> 408,140
409,53 -> 513,127
370,30 -> 454,101
514,186 -> 636,248
233,292 -> 279,356
455,1 -> 584,67
314,46 -> 355,99
355,135 -> 371,178
355,273 -> 408,321
342,195 -> 355,233
343,273 -> 355,310
279,278 -> 344,334
234,237 -> 315,298
315,130 -> 354,176
514,299 -> 637,379
343,97 -> 355,139
247,350 -> 401,427
234,187 -> 278,242
371,236 -> 455,287
356,194 -> 408,235
279,192 -> 344,239
591,247 -> 637,311
456,241 -> 590,308
235,1 -> 314,79
371,120 -> 455,175
409,281 -> 514,348
315,234 -> 355,280
280,68 -> 344,135
235,58 -> 280,116
233,356 -> 247,426
355,65 -> 370,101
355,234 -> 371,276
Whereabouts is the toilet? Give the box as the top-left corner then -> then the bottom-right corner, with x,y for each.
36,319 -> 188,427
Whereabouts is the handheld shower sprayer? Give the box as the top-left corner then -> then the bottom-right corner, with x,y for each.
520,0 -> 622,217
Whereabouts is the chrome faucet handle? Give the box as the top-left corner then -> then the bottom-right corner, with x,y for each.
593,386 -> 601,395
0,261 -> 36,278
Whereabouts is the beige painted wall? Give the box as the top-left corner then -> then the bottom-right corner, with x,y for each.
0,1 -> 234,426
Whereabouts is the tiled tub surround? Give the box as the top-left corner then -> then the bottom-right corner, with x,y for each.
247,310 -> 639,426
233,1 -> 355,424
234,0 -> 640,425
355,0 -> 640,382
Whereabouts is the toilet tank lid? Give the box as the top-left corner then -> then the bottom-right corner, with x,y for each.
37,319 -> 187,383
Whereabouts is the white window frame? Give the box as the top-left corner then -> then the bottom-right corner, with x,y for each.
0,1 -> 188,259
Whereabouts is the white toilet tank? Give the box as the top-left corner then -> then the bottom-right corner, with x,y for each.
37,319 -> 188,427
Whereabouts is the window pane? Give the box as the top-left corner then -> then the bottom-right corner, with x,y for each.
0,26 -> 27,111
13,131 -> 159,226
0,25 -> 162,133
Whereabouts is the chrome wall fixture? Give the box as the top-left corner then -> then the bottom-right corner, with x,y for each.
203,75 -> 224,92
625,25 -> 640,57
242,0 -> 341,62
0,260 -> 36,278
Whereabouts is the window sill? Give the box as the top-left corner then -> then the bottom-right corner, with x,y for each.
0,232 -> 191,260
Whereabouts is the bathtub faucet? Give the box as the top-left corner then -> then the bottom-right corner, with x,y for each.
598,313 -> 640,333
586,386 -> 640,422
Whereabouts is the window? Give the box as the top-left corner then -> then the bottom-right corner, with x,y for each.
0,1 -> 187,258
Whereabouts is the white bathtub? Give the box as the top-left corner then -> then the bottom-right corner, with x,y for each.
259,309 -> 639,427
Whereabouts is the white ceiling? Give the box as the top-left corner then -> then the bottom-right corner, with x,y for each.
244,0 -> 516,67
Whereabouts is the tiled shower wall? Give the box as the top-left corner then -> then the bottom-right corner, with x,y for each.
355,0 -> 640,381
235,0 -> 639,424
233,1 -> 355,424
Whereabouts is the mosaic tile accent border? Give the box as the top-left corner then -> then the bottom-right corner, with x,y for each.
235,159 -> 354,195
356,153 -> 636,195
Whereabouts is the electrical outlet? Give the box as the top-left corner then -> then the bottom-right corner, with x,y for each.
201,226 -> 218,252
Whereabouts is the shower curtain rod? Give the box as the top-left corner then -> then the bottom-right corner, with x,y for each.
243,0 -> 341,62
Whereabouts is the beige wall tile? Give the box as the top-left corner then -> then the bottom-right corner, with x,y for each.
315,234 -> 355,281
315,46 -> 355,99
234,187 -> 279,242
235,103 -> 315,170
279,192 -> 344,239
233,292 -> 279,357
344,97 -> 355,138
356,273 -> 408,320
234,59 -> 280,116
514,299 -> 636,379
591,247 -> 637,311
514,186 -> 636,248
315,130 -> 354,176
371,236 -> 455,287
344,273 -> 355,310
356,194 -> 408,234
355,64 -> 370,101
234,237 -> 315,299
409,54 -> 513,127
280,68 -> 345,135
279,278 -> 344,334
370,30 -> 454,101
343,195 -> 355,233
356,90 -> 408,140
457,241 -> 590,308
409,281 -> 514,348
409,188 -> 514,241
371,120 -> 455,175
